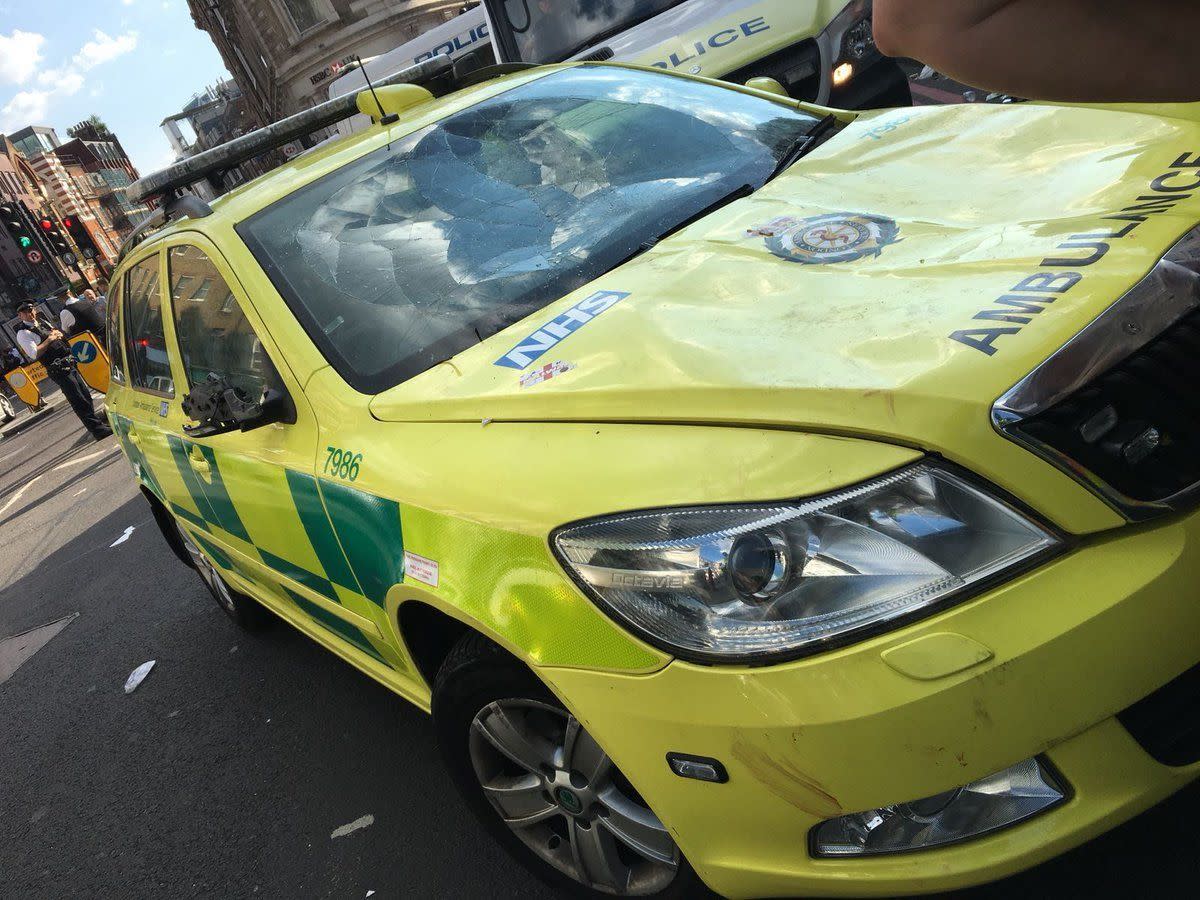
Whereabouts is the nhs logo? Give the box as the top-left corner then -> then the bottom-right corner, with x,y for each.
494,290 -> 630,370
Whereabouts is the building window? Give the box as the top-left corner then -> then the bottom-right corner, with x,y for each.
282,0 -> 324,33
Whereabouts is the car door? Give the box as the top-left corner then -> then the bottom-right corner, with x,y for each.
158,235 -> 402,670
107,248 -> 182,508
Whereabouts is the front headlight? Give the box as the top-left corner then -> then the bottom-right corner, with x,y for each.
552,464 -> 1060,663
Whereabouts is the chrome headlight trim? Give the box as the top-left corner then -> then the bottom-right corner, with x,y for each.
551,461 -> 1064,665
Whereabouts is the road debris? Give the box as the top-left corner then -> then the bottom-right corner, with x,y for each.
330,814 -> 374,839
109,526 -> 135,548
124,660 -> 156,694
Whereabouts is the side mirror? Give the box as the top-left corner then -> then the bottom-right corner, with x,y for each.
744,76 -> 790,98
182,373 -> 293,438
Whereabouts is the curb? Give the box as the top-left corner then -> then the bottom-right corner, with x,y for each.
0,401 -> 61,440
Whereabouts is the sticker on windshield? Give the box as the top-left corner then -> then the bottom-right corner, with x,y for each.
494,290 -> 629,370
747,213 -> 900,265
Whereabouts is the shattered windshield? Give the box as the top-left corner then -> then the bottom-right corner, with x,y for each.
238,66 -> 816,393
495,0 -> 684,62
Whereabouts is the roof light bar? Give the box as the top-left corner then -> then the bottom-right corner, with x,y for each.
127,55 -> 454,205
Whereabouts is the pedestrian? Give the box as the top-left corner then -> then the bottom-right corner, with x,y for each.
3,345 -> 23,374
872,0 -> 1200,103
14,302 -> 112,441
60,289 -> 108,345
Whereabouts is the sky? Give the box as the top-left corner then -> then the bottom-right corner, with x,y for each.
0,0 -> 233,174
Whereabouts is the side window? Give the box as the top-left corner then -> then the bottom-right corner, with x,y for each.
123,255 -> 174,396
168,244 -> 281,402
106,281 -> 125,384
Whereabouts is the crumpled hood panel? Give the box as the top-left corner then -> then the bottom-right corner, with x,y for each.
372,103 -> 1200,456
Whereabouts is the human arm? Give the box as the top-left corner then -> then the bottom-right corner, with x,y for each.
16,330 -> 39,362
873,0 -> 1200,102
60,309 -> 76,334
17,328 -> 65,361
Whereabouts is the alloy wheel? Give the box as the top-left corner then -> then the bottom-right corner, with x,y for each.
178,527 -> 236,613
468,699 -> 679,896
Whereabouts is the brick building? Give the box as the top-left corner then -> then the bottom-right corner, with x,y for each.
53,121 -> 150,250
186,0 -> 468,126
0,138 -> 70,315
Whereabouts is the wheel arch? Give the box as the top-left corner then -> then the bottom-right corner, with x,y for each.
140,485 -> 193,569
396,599 -> 476,691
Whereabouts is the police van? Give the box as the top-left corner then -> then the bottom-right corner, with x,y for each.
481,0 -> 910,108
327,6 -> 494,136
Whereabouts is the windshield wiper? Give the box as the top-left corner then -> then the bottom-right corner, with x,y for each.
764,114 -> 841,184
642,183 -> 755,251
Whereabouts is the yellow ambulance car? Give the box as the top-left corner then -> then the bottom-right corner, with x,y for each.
109,61 -> 1200,898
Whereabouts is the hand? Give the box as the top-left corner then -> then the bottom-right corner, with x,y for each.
49,329 -> 63,341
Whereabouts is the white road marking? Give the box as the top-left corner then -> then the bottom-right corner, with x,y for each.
0,475 -> 41,516
51,445 -> 117,472
109,526 -> 135,547
330,814 -> 375,839
51,448 -> 118,475
72,488 -> 87,497
0,444 -> 116,519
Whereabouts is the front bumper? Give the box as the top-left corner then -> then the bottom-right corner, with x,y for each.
541,505 -> 1200,897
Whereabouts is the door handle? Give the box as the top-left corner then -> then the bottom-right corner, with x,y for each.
127,429 -> 142,447
188,446 -> 211,478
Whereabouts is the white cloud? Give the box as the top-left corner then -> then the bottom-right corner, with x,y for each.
57,72 -> 85,95
0,29 -> 45,85
0,89 -> 51,128
0,30 -> 138,131
72,30 -> 140,71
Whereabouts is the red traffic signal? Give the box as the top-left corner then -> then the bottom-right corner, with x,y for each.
62,217 -> 75,228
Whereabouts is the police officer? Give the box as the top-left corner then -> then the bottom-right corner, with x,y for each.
14,302 -> 112,441
60,289 -> 107,346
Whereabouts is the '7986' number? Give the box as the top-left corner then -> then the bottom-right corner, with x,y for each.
324,447 -> 362,481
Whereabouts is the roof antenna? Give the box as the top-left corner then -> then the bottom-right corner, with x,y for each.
356,55 -> 399,126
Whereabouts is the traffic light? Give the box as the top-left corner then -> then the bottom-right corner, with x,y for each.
62,214 -> 100,261
0,201 -> 42,263
38,214 -> 71,257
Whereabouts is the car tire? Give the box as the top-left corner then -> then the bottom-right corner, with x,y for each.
176,522 -> 272,631
433,632 -> 712,899
0,393 -> 14,424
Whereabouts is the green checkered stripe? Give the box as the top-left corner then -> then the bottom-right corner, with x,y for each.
159,432 -> 404,666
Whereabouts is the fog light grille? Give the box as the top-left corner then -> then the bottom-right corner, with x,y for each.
811,757 -> 1066,857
